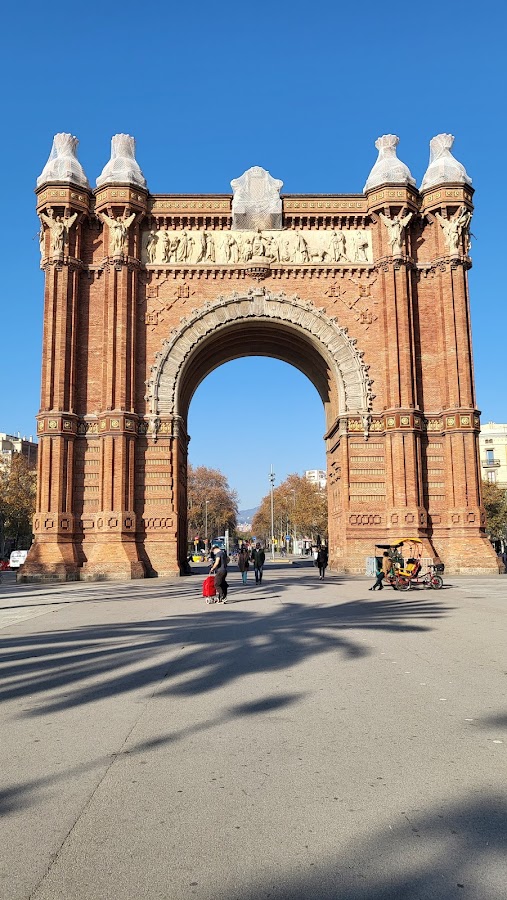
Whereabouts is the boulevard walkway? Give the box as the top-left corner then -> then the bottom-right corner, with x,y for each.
0,564 -> 506,899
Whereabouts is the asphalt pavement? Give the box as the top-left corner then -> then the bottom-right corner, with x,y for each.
0,563 -> 506,900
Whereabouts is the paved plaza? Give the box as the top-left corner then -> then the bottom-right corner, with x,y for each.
0,563 -> 506,900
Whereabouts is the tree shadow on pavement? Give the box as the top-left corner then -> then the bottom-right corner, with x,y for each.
217,792 -> 507,900
0,585 -> 451,715
0,690 -> 304,818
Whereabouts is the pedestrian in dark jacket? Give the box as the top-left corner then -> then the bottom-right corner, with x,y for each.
237,546 -> 250,584
316,545 -> 328,579
210,545 -> 229,602
251,543 -> 266,584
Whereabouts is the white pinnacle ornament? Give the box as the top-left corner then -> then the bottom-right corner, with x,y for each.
37,133 -> 89,189
96,134 -> 147,189
420,134 -> 472,191
363,135 -> 415,192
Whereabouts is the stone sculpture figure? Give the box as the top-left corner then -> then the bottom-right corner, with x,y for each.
328,231 -> 347,262
379,211 -> 412,256
282,237 -> 291,263
252,231 -> 267,258
186,232 -> 195,263
146,230 -> 158,263
177,231 -> 189,262
241,235 -> 253,262
224,233 -> 239,264
294,231 -> 309,263
161,228 -> 171,263
100,211 -> 136,255
40,207 -> 78,255
267,235 -> 280,262
204,232 -> 215,263
195,231 -> 206,263
353,232 -> 369,263
435,206 -> 472,255
231,166 -> 283,230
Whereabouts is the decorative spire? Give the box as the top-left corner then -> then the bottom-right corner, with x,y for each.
96,134 -> 147,189
363,134 -> 415,193
420,134 -> 472,192
37,133 -> 89,189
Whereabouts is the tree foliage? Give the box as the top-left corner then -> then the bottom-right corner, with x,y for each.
482,479 -> 507,541
0,454 -> 37,553
252,473 -> 327,542
187,464 -> 238,541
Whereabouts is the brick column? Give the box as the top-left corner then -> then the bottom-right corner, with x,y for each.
21,186 -> 90,581
365,188 -> 430,552
420,186 -> 496,571
81,188 -> 148,579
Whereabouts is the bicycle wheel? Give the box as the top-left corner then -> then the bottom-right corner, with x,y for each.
430,575 -> 443,590
396,576 -> 411,591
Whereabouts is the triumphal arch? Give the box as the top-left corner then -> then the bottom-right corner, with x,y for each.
23,131 -> 497,580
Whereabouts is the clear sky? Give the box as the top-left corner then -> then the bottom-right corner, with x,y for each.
1,0 -> 506,509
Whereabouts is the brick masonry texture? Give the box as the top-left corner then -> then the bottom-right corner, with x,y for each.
21,183 -> 497,581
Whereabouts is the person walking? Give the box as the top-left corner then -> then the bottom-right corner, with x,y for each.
316,545 -> 328,579
251,542 -> 265,584
237,545 -> 250,585
369,551 -> 392,591
210,544 -> 229,602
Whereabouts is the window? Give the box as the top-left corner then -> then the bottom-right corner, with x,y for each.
486,449 -> 495,463
487,470 -> 497,483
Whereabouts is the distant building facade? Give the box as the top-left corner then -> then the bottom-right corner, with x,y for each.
479,423 -> 507,489
305,469 -> 327,489
0,433 -> 38,470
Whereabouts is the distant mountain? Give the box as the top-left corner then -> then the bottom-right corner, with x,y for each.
237,507 -> 258,527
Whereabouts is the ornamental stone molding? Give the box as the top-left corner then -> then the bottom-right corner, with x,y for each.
145,288 -> 374,419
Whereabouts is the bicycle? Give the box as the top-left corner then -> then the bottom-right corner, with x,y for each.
395,562 -> 444,592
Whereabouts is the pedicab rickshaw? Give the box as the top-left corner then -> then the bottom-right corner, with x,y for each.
373,538 -> 444,591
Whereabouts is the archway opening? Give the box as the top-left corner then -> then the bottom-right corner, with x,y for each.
187,356 -> 327,551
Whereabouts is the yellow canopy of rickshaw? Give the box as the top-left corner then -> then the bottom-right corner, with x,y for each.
398,537 -> 423,544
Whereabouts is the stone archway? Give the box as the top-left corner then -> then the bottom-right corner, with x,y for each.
145,287 -> 374,570
146,287 -> 374,420
27,149 -> 498,582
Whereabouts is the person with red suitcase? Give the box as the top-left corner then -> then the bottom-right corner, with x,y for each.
209,544 -> 229,603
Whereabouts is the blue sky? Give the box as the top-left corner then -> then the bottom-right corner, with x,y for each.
1,0 -> 506,509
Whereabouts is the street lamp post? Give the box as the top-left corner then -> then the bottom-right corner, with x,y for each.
291,488 -> 297,556
270,465 -> 275,560
204,499 -> 209,552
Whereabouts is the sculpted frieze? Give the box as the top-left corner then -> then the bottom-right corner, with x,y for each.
141,228 -> 373,267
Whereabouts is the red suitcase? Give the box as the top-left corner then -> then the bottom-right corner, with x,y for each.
202,575 -> 216,599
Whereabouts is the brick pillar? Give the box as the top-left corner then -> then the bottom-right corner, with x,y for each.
325,416 -> 348,570
21,186 -> 90,581
420,188 -> 496,571
81,190 -> 148,579
365,191 -> 431,555
136,416 -> 181,577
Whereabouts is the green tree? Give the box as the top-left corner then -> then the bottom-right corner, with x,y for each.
0,454 -> 37,555
482,479 -> 507,542
187,465 -> 238,544
252,473 -> 327,544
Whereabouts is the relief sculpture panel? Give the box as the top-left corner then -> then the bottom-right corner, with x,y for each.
142,228 -> 373,266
